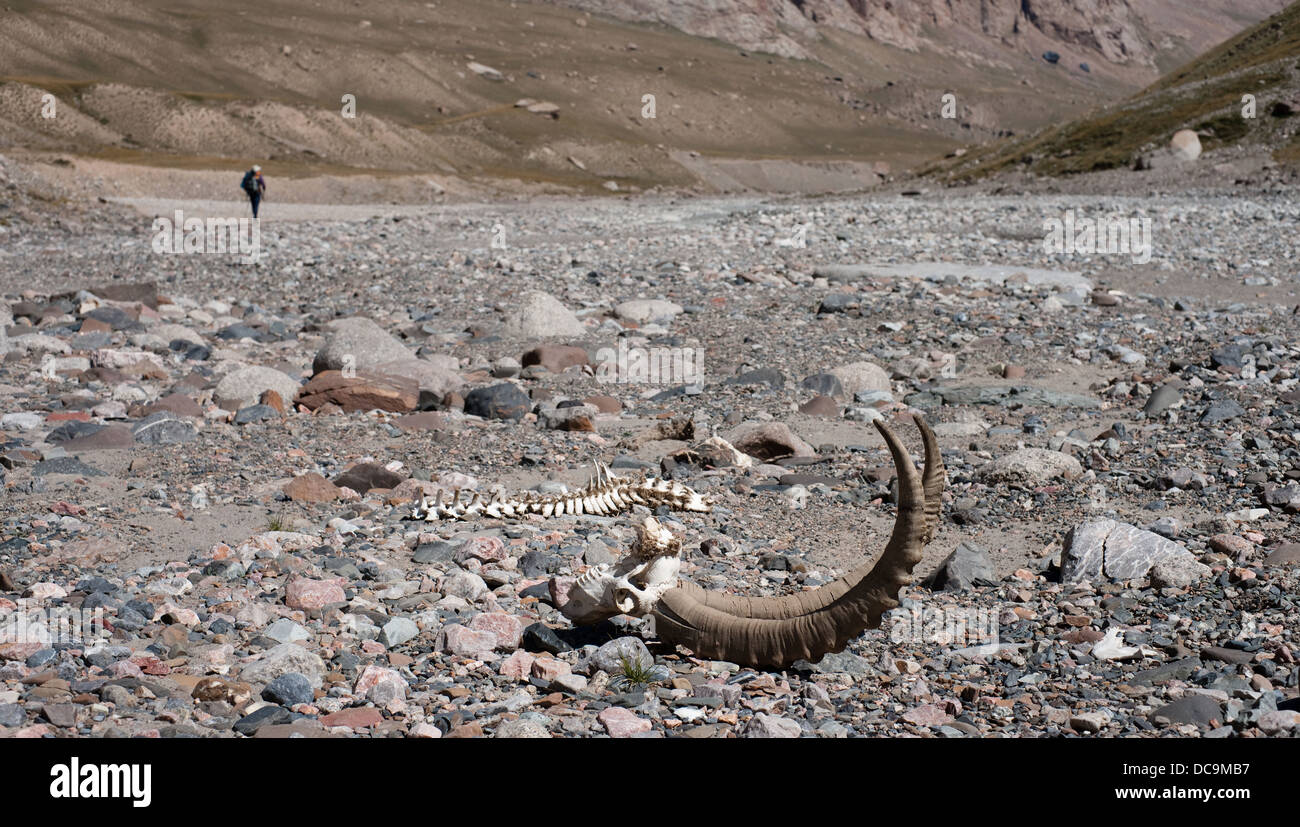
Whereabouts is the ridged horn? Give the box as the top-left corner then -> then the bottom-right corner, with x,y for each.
652,416 -> 941,670
918,416 -> 943,544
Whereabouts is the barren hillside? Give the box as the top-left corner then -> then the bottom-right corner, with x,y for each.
0,0 -> 1282,196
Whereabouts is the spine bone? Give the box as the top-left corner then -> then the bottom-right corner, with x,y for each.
410,467 -> 710,522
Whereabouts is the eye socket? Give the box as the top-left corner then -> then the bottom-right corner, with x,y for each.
614,589 -> 635,613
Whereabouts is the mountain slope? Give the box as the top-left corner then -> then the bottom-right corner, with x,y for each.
925,0 -> 1300,181
0,0 -> 1286,195
546,0 -> 1287,80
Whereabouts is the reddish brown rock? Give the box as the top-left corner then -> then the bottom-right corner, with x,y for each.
469,612 -> 525,651
191,677 -> 254,705
442,624 -> 498,659
129,654 -> 170,676
393,412 -> 446,432
1207,534 -> 1253,560
0,642 -> 44,661
285,576 -> 346,610
598,706 -> 652,737
46,411 -> 91,423
1063,628 -> 1105,644
260,389 -> 287,416
334,462 -> 404,493
548,576 -> 576,608
456,536 -> 507,563
902,703 -> 955,727
583,395 -> 621,413
499,650 -> 536,680
530,656 -> 571,682
61,425 -> 135,452
90,281 -> 159,308
384,478 -> 443,506
727,422 -> 815,461
1265,543 -> 1300,566
296,370 -> 417,413
554,414 -> 595,432
134,393 -> 203,418
80,317 -> 113,335
319,708 -> 384,729
283,472 -> 341,503
522,344 -> 589,373
444,722 -> 483,738
1003,365 -> 1027,380
798,395 -> 841,418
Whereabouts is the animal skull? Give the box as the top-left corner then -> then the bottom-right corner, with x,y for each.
560,517 -> 682,625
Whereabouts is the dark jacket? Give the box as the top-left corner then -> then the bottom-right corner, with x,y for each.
240,170 -> 265,195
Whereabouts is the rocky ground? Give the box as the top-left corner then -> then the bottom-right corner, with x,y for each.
1,157 -> 1299,738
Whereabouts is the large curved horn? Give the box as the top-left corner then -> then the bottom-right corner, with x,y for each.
661,416 -> 943,621
918,416 -> 943,544
652,416 -> 941,669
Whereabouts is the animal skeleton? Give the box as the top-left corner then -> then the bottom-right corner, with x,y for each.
411,463 -> 710,521
559,417 -> 945,670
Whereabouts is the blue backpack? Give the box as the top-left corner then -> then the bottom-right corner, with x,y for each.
241,170 -> 259,194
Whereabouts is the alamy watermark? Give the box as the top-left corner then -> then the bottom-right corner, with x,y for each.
50,758 -> 152,808
1043,210 -> 1151,264
151,209 -> 261,258
888,604 -> 1000,653
0,599 -> 108,646
594,339 -> 705,385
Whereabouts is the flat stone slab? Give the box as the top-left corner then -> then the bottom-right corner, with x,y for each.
32,457 -> 106,477
1062,518 -> 1199,583
907,384 -> 1101,409
814,262 -> 1091,291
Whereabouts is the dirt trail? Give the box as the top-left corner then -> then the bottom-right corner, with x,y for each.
107,197 -> 434,222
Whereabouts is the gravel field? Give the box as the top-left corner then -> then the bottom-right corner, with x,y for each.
1,157 -> 1298,738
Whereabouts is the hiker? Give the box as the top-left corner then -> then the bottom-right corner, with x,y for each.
240,165 -> 266,218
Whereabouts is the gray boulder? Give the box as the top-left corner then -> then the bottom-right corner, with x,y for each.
925,542 -> 996,592
613,299 -> 682,325
502,291 -> 585,339
464,383 -> 531,421
131,412 -> 197,446
215,365 -> 300,407
591,637 -> 653,674
376,358 -> 463,398
977,448 -> 1081,485
313,317 -> 412,374
240,643 -> 326,689
1062,519 -> 1201,583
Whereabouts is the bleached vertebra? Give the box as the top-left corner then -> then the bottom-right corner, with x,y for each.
410,463 -> 710,521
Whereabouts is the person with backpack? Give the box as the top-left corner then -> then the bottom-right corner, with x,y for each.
240,165 -> 266,218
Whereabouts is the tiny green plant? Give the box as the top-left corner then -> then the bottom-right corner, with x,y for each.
608,654 -> 670,692
267,509 -> 290,532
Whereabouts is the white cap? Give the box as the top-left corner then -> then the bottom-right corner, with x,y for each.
252,165 -> 261,172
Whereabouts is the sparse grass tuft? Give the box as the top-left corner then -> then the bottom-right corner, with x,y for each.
608,655 -> 670,692
267,510 -> 290,532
